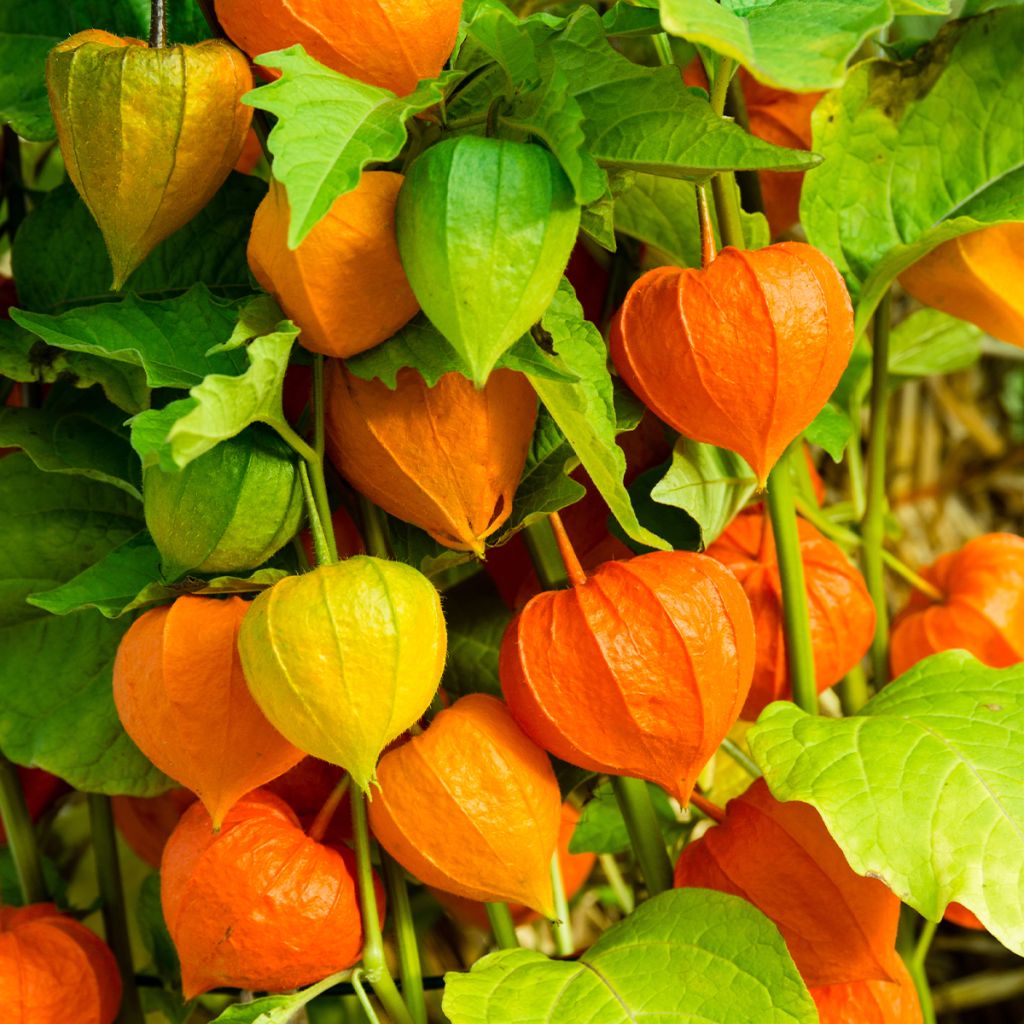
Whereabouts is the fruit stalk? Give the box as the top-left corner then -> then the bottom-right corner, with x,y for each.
765,446 -> 819,714
905,918 -> 939,1024
278,422 -> 338,563
485,903 -> 520,950
0,754 -> 46,904
708,57 -> 745,250
88,794 -> 145,1024
862,290 -> 894,686
610,777 -> 674,897
550,853 -> 574,956
381,853 -> 427,1024
149,0 -> 166,48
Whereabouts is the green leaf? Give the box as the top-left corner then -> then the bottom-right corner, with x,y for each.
441,576 -> 513,700
749,651 -> 1024,955
0,454 -> 168,795
0,390 -> 142,498
0,34 -> 55,140
11,285 -> 247,389
526,281 -> 670,551
11,177 -> 264,314
608,462 -> 703,556
533,8 -> 820,179
802,8 -> 1024,332
889,308 -> 983,380
803,402 -> 853,462
650,438 -> 757,547
602,2 -> 663,37
661,0 -> 892,91
136,874 -> 180,986
570,780 -> 687,855
245,46 -> 461,247
208,969 -> 349,1024
443,889 -> 818,1023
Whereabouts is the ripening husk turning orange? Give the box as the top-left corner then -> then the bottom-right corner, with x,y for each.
890,533 -> 1024,678
673,778 -> 903,988
368,694 -> 562,916
0,903 -> 122,1024
500,551 -> 755,803
324,364 -> 537,553
215,0 -> 461,96
161,791 -> 372,998
112,788 -> 197,869
610,243 -> 854,484
112,596 -> 304,828
707,508 -> 875,718
247,173 -> 419,358
811,958 -> 922,1024
899,224 -> 1024,348
46,32 -> 252,288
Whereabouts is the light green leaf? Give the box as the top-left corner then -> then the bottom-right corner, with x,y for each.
527,281 -> 670,551
803,402 -> 853,462
570,780 -> 687,855
651,438 -> 757,547
749,651 -> 1024,955
443,889 -> 818,1023
0,454 -> 168,795
802,8 -> 1024,332
661,0 -> 892,91
10,286 -> 248,389
246,46 -> 461,247
894,0 -> 949,11
889,308 -> 983,380
208,969 -> 349,1023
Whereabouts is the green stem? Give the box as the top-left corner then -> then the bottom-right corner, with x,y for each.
523,518 -> 570,589
358,495 -> 392,561
598,854 -> 634,915
906,919 -> 938,1024
719,737 -> 760,779
0,755 -> 46,904
485,903 -> 520,950
381,855 -> 427,1024
88,795 -> 145,1024
610,777 -> 673,898
840,662 -> 871,716
707,57 -> 746,251
549,853 -> 574,957
862,291 -> 893,687
350,970 -> 383,1024
846,401 -> 867,520
313,355 -> 327,462
350,790 -> 415,1024
300,463 -> 333,568
765,447 -> 818,715
652,33 -> 675,66
709,57 -> 736,117
279,421 -> 338,564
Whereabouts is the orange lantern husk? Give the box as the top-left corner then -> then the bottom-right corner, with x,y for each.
368,694 -> 562,917
324,364 -> 537,554
811,958 -> 923,1024
112,788 -> 198,869
610,242 -> 854,485
500,549 -> 755,804
707,507 -> 875,718
890,533 -> 1024,677
674,778 -> 903,988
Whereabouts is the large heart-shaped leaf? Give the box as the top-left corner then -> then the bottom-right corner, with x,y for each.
802,8 -> 1024,331
749,651 -> 1024,956
443,888 -> 818,1023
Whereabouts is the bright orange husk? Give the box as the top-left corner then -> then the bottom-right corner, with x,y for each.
248,173 -> 419,358
0,903 -> 122,1023
707,507 -> 875,718
500,550 -> 755,803
811,958 -> 922,1024
112,788 -> 197,869
899,224 -> 1024,348
368,694 -> 562,916
890,533 -> 1024,677
162,791 -> 373,998
431,803 -> 595,929
215,0 -> 461,95
324,365 -> 537,554
610,242 -> 854,485
944,903 -> 985,930
112,595 -> 304,828
673,778 -> 903,988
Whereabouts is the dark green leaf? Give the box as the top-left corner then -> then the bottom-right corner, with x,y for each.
136,873 -> 180,986
608,462 -> 703,556
441,576 -> 513,700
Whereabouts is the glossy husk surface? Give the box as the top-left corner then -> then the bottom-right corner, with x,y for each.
324,364 -> 537,553
237,557 -> 447,790
161,791 -> 368,998
673,778 -> 903,988
215,0 -> 461,95
500,550 -> 755,803
247,173 -> 419,358
368,694 -> 561,915
707,508 -> 875,718
46,32 -> 252,288
0,904 -> 122,1024
112,595 -> 304,828
890,533 -> 1024,677
611,242 -> 854,484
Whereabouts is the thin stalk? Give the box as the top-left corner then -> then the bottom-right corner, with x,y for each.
652,33 -> 675,66
350,790 -> 415,1024
765,447 -> 818,714
696,184 -> 717,267
523,517 -> 570,590
549,511 -> 586,587
88,795 -> 145,1024
689,792 -> 725,824
609,777 -> 673,898
598,854 -> 634,915
906,919 -> 938,1024
313,355 -> 327,461
300,463 -> 333,568
709,57 -> 736,117
719,737 -> 760,779
549,853 -> 574,957
279,422 -> 338,564
840,662 -> 871,716
0,755 -> 46,904
358,495 -> 392,561
381,855 -> 427,1024
309,776 -> 351,843
149,0 -> 166,48
350,970 -> 383,1024
485,903 -> 520,950
862,291 -> 893,687
707,56 -> 746,251
846,404 -> 868,520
